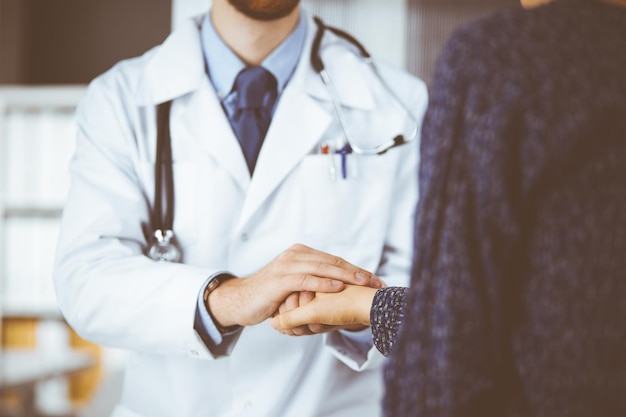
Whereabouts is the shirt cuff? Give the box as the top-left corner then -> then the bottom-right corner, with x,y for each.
193,272 -> 243,358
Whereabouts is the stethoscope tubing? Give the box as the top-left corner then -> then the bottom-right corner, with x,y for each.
154,100 -> 174,233
311,17 -> 419,155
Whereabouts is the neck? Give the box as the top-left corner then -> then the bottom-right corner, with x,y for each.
211,0 -> 300,66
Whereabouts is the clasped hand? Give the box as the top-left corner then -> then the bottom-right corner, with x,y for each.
271,284 -> 380,336
206,244 -> 382,334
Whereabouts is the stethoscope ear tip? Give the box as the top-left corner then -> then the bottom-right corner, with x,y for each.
376,135 -> 406,155
393,135 -> 407,147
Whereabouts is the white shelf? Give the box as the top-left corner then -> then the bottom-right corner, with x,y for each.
0,85 -> 86,110
0,85 -> 86,321
2,206 -> 64,218
2,297 -> 63,320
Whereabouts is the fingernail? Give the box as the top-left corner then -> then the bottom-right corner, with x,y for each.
370,275 -> 383,288
355,272 -> 368,283
331,280 -> 343,288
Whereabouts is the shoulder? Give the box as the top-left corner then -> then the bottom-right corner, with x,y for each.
75,46 -> 161,135
87,47 -> 161,103
437,8 -> 530,85
376,59 -> 427,94
372,59 -> 428,116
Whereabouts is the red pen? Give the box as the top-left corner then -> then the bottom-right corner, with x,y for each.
321,143 -> 336,182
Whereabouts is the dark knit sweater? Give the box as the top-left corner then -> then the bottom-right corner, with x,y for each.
378,1 -> 626,416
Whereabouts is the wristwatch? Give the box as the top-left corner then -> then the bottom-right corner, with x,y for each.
202,273 -> 241,334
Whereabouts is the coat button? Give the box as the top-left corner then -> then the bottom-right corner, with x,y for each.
241,233 -> 249,242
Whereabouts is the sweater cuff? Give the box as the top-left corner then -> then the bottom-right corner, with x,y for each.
370,286 -> 408,357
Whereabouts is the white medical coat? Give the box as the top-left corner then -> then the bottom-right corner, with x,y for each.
54,12 -> 428,417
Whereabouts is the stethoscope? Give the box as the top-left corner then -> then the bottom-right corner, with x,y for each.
147,17 -> 419,262
311,16 -> 419,155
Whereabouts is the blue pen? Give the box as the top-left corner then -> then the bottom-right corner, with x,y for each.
339,144 -> 352,180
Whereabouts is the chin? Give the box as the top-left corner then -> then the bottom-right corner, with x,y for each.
228,0 -> 300,21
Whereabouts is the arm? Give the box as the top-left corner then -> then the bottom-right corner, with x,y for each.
205,244 -> 381,329
54,76 -> 215,358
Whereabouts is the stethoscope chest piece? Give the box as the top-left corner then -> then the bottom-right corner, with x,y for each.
148,229 -> 182,263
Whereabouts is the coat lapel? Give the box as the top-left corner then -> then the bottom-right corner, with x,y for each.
173,83 -> 250,191
237,86 -> 332,230
134,16 -> 250,191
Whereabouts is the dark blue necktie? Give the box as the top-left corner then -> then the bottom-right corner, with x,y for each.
231,66 -> 278,175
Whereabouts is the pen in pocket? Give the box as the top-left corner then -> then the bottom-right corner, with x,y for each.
339,143 -> 352,180
321,144 -> 337,182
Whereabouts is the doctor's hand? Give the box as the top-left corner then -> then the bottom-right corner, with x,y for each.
270,285 -> 379,334
206,244 -> 382,329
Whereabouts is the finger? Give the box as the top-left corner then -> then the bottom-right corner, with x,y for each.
287,274 -> 345,294
278,326 -> 314,336
292,325 -> 314,336
359,272 -> 383,288
271,315 -> 285,330
288,273 -> 382,294
307,323 -> 335,334
281,245 -> 380,287
284,292 -> 299,312
273,315 -> 314,336
299,291 -> 314,306
271,301 -> 321,329
306,263 -> 382,289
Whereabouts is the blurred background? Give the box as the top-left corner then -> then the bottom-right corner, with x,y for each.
0,0 -> 518,416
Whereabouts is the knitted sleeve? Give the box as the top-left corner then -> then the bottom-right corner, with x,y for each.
370,287 -> 408,357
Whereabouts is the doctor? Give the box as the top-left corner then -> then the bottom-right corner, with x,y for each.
54,0 -> 427,416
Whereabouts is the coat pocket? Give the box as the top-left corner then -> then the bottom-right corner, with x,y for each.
298,154 -> 392,247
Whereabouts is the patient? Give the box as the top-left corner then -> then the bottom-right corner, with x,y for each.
272,0 -> 626,415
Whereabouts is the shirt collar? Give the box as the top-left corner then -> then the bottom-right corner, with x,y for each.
200,11 -> 307,99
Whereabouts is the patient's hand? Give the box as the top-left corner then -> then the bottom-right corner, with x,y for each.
270,285 -> 379,335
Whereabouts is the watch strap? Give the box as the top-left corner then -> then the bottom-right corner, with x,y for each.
202,273 -> 241,334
